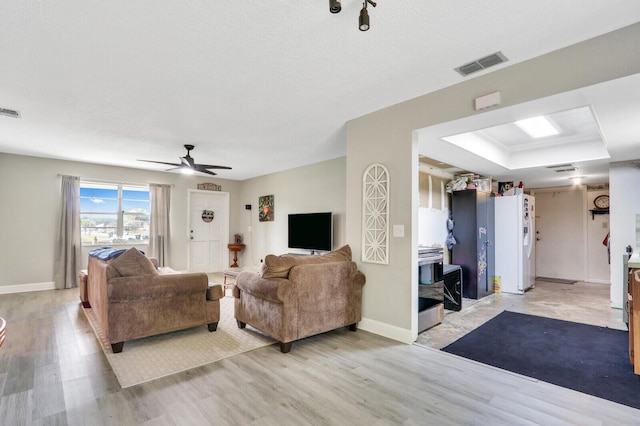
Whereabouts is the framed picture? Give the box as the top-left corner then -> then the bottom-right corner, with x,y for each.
258,195 -> 274,222
498,181 -> 514,195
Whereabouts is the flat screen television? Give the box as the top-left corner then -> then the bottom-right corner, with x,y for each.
288,212 -> 333,252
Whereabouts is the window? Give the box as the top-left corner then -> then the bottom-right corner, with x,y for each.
80,182 -> 150,246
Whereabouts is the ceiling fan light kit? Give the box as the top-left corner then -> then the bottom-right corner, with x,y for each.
139,144 -> 231,176
330,0 -> 377,31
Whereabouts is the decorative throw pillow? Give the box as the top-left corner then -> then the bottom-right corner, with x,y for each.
261,245 -> 352,279
261,255 -> 298,279
109,248 -> 159,277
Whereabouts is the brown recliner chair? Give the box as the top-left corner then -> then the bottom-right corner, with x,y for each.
233,245 -> 365,353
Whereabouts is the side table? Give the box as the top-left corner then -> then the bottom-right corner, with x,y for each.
227,243 -> 245,267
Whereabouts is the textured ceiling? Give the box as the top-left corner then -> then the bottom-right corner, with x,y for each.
1,1 -> 640,181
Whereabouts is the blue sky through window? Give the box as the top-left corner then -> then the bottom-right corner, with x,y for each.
80,187 -> 149,213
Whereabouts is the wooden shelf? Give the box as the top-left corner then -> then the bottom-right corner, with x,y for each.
589,208 -> 609,220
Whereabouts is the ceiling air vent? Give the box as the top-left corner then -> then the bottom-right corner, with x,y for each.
546,164 -> 576,172
455,51 -> 508,77
546,164 -> 573,169
0,108 -> 21,119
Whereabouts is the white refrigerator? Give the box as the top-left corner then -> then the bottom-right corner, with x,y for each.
494,193 -> 536,294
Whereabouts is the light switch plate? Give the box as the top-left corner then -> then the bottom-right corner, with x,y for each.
393,225 -> 405,237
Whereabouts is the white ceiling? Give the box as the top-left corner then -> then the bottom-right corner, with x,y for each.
1,1 -> 640,182
417,73 -> 640,188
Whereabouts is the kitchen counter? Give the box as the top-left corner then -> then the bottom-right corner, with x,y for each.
629,252 -> 640,268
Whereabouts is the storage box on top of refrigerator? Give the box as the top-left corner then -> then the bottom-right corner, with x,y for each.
494,193 -> 536,294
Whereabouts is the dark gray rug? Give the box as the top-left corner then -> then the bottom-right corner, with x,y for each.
442,311 -> 640,410
536,276 -> 576,284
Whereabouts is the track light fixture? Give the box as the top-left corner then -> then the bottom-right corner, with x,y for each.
329,0 -> 377,31
359,0 -> 376,31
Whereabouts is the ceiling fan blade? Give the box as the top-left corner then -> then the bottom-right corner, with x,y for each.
139,160 -> 182,167
139,146 -> 229,175
197,169 -> 218,176
194,164 -> 232,171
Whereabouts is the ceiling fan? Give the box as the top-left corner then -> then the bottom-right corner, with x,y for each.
139,144 -> 231,176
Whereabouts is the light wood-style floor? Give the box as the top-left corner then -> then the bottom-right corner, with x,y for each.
1,282 -> 639,425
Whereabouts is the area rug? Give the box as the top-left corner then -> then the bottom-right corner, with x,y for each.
442,311 -> 640,410
536,277 -> 576,284
82,296 -> 276,388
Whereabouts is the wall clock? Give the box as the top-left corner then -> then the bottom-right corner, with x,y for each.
593,194 -> 609,209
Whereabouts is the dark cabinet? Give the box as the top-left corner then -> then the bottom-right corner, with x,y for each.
451,189 -> 495,299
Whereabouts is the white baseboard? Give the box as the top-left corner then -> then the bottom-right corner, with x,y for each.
0,281 -> 56,295
359,317 -> 413,344
586,279 -> 610,285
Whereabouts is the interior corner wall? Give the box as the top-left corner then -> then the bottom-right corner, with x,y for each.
0,153 -> 241,290
235,157 -> 346,268
345,22 -> 640,342
609,162 -> 640,309
586,189 -> 611,283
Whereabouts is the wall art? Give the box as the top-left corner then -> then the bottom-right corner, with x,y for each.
362,163 -> 389,264
258,194 -> 274,222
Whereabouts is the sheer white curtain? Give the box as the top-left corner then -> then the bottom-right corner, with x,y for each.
53,175 -> 81,289
148,184 -> 171,267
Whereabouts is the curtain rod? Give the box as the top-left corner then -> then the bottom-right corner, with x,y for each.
56,174 -> 174,187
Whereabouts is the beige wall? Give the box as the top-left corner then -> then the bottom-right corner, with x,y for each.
236,157 -> 346,268
586,189 -> 611,283
0,153 -> 241,290
0,153 -> 345,292
3,24 -> 640,340
418,172 -> 449,211
346,23 -> 640,342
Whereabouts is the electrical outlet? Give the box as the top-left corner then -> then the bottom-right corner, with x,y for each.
248,226 -> 252,232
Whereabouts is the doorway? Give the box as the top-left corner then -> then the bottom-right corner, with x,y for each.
533,189 -> 585,281
187,190 -> 230,272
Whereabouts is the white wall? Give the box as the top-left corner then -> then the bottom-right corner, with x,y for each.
236,157 -> 346,268
0,153 -> 241,291
610,162 -> 640,308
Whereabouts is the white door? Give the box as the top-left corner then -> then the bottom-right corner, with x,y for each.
188,190 -> 229,272
534,190 -> 585,280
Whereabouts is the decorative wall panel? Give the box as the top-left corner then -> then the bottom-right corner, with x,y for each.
362,163 -> 389,264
